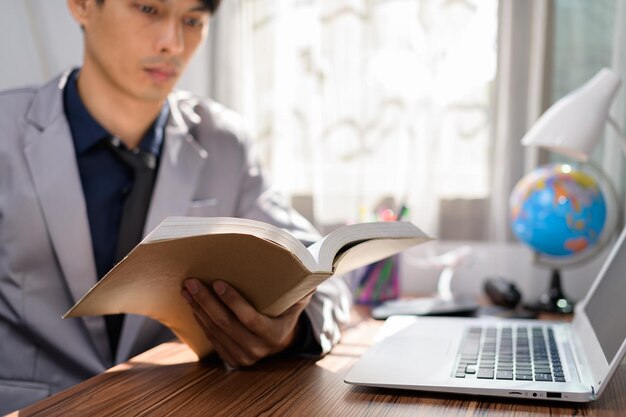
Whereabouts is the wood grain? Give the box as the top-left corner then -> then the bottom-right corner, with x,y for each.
15,307 -> 626,416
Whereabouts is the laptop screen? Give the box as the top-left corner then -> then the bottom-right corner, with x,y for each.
583,228 -> 626,364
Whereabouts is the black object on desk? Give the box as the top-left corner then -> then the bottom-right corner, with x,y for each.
476,305 -> 538,319
370,295 -> 479,320
483,276 -> 521,308
481,276 -> 538,319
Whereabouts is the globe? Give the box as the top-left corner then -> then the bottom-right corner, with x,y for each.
510,163 -> 608,259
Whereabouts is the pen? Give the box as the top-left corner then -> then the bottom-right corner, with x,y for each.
396,204 -> 408,221
372,257 -> 393,301
357,261 -> 384,303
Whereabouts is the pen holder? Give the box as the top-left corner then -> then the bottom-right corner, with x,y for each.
353,255 -> 400,304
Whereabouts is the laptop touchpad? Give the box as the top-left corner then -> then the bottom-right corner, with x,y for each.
373,334 -> 452,378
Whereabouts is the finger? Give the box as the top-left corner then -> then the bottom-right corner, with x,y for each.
185,283 -> 267,366
192,313 -> 239,368
184,285 -> 252,366
201,314 -> 262,367
185,279 -> 248,330
192,310 -> 264,368
212,280 -> 273,335
208,281 -> 301,356
184,279 -> 309,360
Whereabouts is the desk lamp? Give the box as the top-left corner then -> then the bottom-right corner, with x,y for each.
520,67 -> 625,312
522,68 -> 626,160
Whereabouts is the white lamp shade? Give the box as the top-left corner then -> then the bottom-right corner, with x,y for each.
521,68 -> 621,161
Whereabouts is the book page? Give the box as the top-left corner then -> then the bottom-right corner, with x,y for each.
146,217 -> 317,271
308,221 -> 430,272
332,237 -> 430,276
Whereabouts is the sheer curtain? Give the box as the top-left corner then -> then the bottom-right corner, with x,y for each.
1,0 -> 497,238
4,1 -> 624,241
208,0 -> 498,235
547,0 -> 626,213
489,0 -> 549,242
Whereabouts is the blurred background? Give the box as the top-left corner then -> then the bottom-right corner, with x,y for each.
2,0 -> 625,301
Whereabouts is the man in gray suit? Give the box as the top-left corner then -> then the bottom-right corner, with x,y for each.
0,0 -> 351,412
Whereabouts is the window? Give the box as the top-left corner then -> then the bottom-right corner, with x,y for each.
209,0 -> 498,234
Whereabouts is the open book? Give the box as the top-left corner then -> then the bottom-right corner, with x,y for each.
64,216 -> 430,358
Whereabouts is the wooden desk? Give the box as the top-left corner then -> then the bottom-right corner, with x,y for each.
15,307 -> 626,416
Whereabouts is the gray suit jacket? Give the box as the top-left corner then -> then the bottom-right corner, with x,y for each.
0,72 -> 352,412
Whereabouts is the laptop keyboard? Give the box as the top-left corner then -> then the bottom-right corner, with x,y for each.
453,325 -> 566,382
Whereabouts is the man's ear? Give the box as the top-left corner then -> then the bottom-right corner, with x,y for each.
66,0 -> 96,28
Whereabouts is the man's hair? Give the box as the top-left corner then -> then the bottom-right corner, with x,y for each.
203,0 -> 221,14
95,0 -> 221,14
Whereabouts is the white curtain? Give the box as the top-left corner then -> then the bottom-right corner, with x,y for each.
1,0 -> 498,238
4,0 -> 625,241
489,0 -> 549,242
209,0 -> 498,235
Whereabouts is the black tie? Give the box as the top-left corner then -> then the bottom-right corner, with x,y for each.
104,137 -> 158,357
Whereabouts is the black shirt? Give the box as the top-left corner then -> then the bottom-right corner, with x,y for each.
63,69 -> 170,280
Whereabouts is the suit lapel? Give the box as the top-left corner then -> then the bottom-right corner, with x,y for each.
116,93 -> 208,362
23,73 -> 112,365
143,95 -> 209,234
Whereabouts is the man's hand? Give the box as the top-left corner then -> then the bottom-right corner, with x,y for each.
180,278 -> 313,368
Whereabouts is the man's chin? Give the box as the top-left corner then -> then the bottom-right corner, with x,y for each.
133,86 -> 173,103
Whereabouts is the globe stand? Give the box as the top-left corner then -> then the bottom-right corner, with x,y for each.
512,162 -> 620,315
526,268 -> 574,314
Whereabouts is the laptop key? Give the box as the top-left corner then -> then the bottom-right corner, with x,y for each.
496,371 -> 513,380
453,323 -> 567,385
477,369 -> 494,379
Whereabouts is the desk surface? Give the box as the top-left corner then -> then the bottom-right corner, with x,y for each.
16,307 -> 626,416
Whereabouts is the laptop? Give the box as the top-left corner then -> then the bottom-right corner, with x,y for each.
344,227 -> 626,402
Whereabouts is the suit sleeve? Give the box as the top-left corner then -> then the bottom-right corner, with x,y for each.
233,128 -> 353,356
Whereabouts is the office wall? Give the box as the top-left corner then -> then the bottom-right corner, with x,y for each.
0,0 -> 81,90
399,239 -> 612,304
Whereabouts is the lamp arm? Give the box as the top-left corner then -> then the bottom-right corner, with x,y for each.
607,117 -> 626,157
